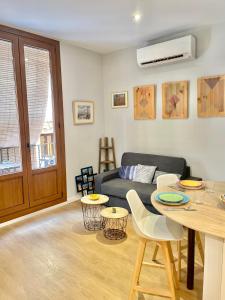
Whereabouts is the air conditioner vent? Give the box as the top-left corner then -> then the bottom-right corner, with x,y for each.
141,54 -> 184,66
137,35 -> 196,67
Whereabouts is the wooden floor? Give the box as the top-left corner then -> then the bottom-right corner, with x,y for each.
0,202 -> 203,300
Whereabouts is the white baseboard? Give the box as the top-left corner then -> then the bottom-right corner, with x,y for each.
0,194 -> 81,228
67,194 -> 81,203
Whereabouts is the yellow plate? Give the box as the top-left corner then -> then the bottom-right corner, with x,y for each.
88,194 -> 100,201
180,180 -> 202,188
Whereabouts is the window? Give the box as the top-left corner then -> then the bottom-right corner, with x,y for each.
0,39 -> 22,175
24,45 -> 57,170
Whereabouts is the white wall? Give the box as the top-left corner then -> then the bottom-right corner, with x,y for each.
60,23 -> 225,199
60,42 -> 104,198
102,23 -> 225,180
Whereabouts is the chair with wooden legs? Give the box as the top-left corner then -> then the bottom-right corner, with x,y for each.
126,189 -> 183,300
155,174 -> 204,280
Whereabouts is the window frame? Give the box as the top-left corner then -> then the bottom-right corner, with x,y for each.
0,24 -> 66,199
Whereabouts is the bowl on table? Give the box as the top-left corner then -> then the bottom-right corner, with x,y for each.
87,194 -> 100,201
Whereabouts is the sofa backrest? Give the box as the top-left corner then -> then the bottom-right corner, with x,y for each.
121,152 -> 187,178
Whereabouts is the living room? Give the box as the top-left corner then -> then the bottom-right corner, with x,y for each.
0,1 -> 225,300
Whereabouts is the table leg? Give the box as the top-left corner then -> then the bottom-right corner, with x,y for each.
203,235 -> 225,300
187,228 -> 195,290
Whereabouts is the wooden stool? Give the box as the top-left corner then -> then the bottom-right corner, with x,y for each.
130,239 -> 178,300
126,190 -> 183,300
155,173 -> 205,281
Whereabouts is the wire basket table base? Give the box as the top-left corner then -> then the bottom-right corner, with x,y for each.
102,215 -> 128,240
81,203 -> 103,231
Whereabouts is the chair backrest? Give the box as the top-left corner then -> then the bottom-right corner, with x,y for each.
126,189 -> 151,238
157,174 -> 179,188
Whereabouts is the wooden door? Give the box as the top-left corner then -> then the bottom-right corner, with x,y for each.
0,25 -> 66,222
19,37 -> 66,208
0,32 -> 30,217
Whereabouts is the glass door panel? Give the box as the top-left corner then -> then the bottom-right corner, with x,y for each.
23,45 -> 56,170
0,28 -> 66,221
0,39 -> 22,175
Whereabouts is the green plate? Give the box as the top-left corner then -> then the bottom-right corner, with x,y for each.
159,193 -> 184,203
155,193 -> 190,206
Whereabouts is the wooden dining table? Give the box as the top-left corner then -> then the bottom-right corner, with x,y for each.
151,181 -> 225,300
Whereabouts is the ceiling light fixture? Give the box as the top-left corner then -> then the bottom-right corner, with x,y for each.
133,12 -> 142,23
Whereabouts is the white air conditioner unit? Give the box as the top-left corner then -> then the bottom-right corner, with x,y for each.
137,35 -> 196,67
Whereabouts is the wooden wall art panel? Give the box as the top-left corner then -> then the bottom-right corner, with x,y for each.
134,85 -> 155,120
197,75 -> 225,117
162,81 -> 188,119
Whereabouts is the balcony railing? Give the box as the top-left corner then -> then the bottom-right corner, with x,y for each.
30,143 -> 56,169
0,143 -> 56,174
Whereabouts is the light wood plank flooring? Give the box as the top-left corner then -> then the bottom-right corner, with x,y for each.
0,202 -> 203,300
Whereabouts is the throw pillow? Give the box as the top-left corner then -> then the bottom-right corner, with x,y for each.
152,170 -> 181,185
119,165 -> 137,180
133,164 -> 157,184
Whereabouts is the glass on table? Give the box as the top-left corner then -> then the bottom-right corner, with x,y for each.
191,190 -> 204,205
205,181 -> 215,193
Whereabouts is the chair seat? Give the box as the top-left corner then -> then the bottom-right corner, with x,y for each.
135,213 -> 183,242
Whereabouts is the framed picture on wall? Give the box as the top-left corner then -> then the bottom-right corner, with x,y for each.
81,166 -> 93,176
72,100 -> 94,125
162,80 -> 188,119
75,165 -> 97,196
197,75 -> 225,117
112,91 -> 128,108
134,84 -> 156,120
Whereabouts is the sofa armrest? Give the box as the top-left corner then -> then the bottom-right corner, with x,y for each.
185,166 -> 202,181
95,168 -> 120,194
186,176 -> 203,181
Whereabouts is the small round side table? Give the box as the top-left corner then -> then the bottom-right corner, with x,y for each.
101,207 -> 129,240
81,194 -> 109,231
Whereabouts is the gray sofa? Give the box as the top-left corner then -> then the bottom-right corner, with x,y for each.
95,152 -> 199,214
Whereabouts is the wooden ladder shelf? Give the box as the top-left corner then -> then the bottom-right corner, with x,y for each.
98,137 -> 116,173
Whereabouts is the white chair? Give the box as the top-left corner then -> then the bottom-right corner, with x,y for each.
126,189 -> 183,300
155,174 -> 204,280
152,175 -> 178,258
157,173 -> 179,189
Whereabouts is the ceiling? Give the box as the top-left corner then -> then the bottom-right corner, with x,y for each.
1,0 -> 225,54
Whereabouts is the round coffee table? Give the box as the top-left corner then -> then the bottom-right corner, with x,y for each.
100,207 -> 129,240
81,194 -> 109,231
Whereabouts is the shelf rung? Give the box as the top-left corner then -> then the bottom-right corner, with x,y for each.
100,146 -> 113,149
100,160 -> 114,164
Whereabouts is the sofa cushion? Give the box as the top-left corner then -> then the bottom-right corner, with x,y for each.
101,178 -> 156,205
133,164 -> 157,183
121,152 -> 186,178
119,165 -> 137,180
